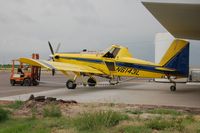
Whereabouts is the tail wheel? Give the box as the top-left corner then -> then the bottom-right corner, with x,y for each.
10,80 -> 15,86
23,78 -> 31,86
87,77 -> 97,87
66,79 -> 77,89
170,85 -> 176,91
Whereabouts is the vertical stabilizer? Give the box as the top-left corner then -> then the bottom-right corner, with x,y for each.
159,39 -> 189,76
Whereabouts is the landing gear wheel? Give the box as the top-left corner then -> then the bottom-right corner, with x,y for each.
10,80 -> 15,86
23,78 -> 31,86
87,77 -> 97,87
66,79 -> 77,89
170,85 -> 176,91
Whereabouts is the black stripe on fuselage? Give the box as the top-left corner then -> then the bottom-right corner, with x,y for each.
59,56 -> 103,63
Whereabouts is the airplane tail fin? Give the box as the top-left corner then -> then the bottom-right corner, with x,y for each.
159,39 -> 189,76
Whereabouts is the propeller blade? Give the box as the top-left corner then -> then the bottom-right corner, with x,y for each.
55,43 -> 61,53
48,41 -> 54,55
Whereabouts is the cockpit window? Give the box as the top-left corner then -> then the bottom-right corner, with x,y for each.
103,47 -> 120,58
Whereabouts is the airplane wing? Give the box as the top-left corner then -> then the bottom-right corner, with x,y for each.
19,58 -> 103,74
142,2 -> 200,40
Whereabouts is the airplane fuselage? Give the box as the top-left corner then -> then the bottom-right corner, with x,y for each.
53,52 -> 169,79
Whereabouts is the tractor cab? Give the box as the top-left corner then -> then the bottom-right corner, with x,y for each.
10,54 -> 41,86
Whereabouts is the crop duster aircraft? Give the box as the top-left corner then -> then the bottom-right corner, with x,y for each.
19,39 -> 189,91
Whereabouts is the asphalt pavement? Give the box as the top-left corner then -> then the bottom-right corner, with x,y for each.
1,71 -> 200,108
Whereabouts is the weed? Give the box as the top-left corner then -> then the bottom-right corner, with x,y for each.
6,100 -> 23,109
185,115 -> 195,123
43,104 -> 62,118
108,103 -> 115,107
146,119 -> 174,130
0,118 -> 49,133
126,109 -> 143,115
31,106 -> 37,119
147,108 -> 181,116
73,110 -> 128,131
118,125 -> 151,133
0,108 -> 9,122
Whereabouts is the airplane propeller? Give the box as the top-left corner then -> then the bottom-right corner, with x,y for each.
48,41 -> 61,61
48,41 -> 61,76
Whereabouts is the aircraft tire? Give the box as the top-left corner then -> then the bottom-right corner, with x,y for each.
87,77 -> 96,87
66,79 -> 77,89
170,85 -> 176,91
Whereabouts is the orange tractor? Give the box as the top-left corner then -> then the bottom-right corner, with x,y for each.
10,54 -> 41,86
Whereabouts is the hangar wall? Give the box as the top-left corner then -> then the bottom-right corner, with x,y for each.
155,32 -> 174,64
155,32 -> 174,82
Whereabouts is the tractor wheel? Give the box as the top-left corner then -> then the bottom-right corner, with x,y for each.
87,77 -> 97,87
66,79 -> 77,89
23,78 -> 31,86
32,80 -> 39,86
10,80 -> 15,86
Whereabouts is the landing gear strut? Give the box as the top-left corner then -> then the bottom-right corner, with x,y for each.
109,76 -> 120,85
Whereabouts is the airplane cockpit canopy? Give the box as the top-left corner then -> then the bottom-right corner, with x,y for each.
103,47 -> 120,58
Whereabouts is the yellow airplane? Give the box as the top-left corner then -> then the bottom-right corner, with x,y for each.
19,38 -> 189,91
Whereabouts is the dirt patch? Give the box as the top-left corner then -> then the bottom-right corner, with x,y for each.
0,100 -> 13,105
2,95 -> 200,118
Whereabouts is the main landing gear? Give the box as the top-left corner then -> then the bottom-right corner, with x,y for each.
65,75 -> 97,89
87,77 -> 97,87
66,74 -> 78,89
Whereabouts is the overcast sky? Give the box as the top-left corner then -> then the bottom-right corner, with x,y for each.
0,0 -> 200,66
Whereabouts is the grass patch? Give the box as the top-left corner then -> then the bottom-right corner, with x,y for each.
0,118 -> 62,133
147,108 -> 182,116
126,109 -> 143,115
146,119 -> 175,130
117,125 -> 152,133
0,108 -> 9,122
73,110 -> 128,131
43,104 -> 62,118
6,100 -> 24,109
0,116 -> 70,133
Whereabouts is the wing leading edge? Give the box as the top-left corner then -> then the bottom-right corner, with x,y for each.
19,58 -> 103,74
